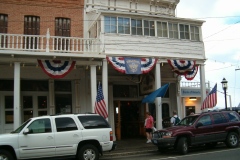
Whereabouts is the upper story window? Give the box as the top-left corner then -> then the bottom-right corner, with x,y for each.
0,14 -> 8,47
104,16 -> 117,33
168,22 -> 178,39
131,19 -> 142,35
190,25 -> 200,41
157,21 -> 168,38
118,17 -> 130,34
55,18 -> 71,50
144,20 -> 155,36
0,14 -> 8,33
55,18 -> 71,37
179,24 -> 190,40
24,16 -> 40,35
24,16 -> 40,49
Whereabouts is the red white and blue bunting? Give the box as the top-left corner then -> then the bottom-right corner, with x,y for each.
167,59 -> 198,80
38,60 -> 76,79
107,57 -> 157,74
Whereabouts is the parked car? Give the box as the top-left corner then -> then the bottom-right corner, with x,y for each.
0,114 -> 116,160
152,110 -> 240,154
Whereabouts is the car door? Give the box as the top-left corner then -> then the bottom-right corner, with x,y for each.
212,113 -> 228,141
54,116 -> 82,156
192,115 -> 215,144
18,118 -> 55,159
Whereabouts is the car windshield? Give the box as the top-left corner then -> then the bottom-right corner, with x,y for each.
11,119 -> 31,133
178,115 -> 199,126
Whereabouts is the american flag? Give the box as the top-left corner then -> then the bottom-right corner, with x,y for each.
201,84 -> 217,110
94,83 -> 108,118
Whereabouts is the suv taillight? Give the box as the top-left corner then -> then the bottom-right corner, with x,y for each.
110,131 -> 113,141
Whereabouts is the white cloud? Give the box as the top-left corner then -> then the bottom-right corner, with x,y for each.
177,0 -> 240,108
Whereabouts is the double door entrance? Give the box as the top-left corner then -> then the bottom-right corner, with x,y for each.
114,101 -> 146,140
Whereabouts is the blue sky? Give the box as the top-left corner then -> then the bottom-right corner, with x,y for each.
177,0 -> 240,109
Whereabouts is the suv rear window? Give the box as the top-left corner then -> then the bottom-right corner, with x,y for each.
78,115 -> 110,129
225,112 -> 240,122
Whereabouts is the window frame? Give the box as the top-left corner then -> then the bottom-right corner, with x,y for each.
131,18 -> 143,36
118,17 -> 130,34
104,16 -> 117,34
168,22 -> 178,39
179,23 -> 190,40
190,25 -> 200,41
157,21 -> 168,38
143,20 -> 155,36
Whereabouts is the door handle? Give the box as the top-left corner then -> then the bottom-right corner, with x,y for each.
47,136 -> 54,139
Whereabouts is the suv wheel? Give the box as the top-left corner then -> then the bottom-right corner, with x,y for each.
177,137 -> 188,155
78,144 -> 99,160
0,149 -> 14,160
226,132 -> 239,148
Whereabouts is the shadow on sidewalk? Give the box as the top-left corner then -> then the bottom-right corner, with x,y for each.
103,137 -> 157,157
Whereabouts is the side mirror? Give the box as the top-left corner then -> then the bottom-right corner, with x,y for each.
196,122 -> 203,128
23,128 -> 30,135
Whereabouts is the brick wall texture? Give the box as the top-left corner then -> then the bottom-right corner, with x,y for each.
0,0 -> 84,37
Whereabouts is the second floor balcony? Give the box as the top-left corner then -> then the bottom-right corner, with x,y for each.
0,29 -> 103,59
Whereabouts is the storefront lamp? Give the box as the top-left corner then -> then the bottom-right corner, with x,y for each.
221,78 -> 228,110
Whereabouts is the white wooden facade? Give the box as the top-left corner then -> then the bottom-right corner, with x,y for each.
0,0 -> 207,137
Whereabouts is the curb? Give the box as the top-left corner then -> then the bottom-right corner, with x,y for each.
103,149 -> 157,158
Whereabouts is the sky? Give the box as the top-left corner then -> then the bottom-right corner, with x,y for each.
176,0 -> 240,109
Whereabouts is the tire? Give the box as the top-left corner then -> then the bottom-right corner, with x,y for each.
225,132 -> 239,148
77,144 -> 99,160
177,137 -> 188,155
0,149 -> 15,160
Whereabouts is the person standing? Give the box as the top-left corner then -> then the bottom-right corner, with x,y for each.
170,110 -> 180,126
145,112 -> 154,143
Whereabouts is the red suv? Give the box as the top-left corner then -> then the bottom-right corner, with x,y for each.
152,111 -> 240,154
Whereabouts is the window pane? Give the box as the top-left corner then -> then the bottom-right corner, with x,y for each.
38,96 -> 47,109
38,111 -> 48,116
24,110 -> 33,122
27,118 -> 51,133
55,81 -> 71,92
0,80 -> 14,91
5,96 -> 13,109
5,111 -> 13,124
78,115 -> 110,129
23,96 -> 33,109
55,117 -> 78,132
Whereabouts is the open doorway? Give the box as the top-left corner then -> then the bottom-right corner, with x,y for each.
114,101 -> 144,140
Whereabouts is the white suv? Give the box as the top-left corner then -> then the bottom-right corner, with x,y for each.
0,114 -> 116,160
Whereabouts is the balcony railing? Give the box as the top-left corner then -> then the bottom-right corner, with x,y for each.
0,29 -> 100,54
181,81 -> 210,88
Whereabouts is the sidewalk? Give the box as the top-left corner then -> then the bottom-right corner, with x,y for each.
103,138 -> 157,158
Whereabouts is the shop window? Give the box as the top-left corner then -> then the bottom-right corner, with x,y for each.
5,96 -> 13,124
38,96 -> 47,109
21,80 -> 48,91
23,96 -> 33,109
162,103 -> 170,118
54,81 -> 71,92
0,80 -> 13,91
55,94 -> 72,114
113,85 -> 138,98
24,110 -> 33,122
